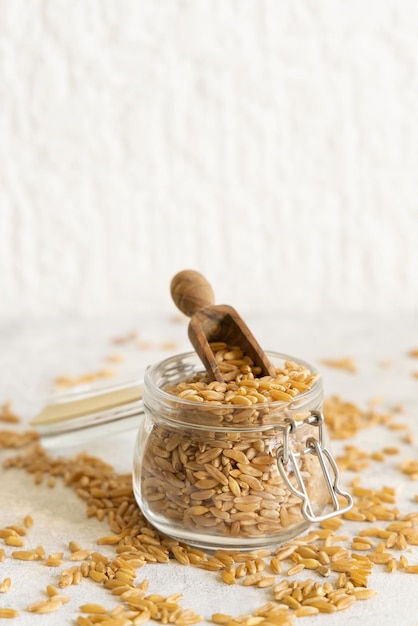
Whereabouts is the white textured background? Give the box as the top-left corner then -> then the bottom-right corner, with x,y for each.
1,0 -> 418,318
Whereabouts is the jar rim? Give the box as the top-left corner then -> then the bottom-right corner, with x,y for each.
144,349 -> 322,412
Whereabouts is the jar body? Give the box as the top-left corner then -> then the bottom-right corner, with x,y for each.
133,351 -> 332,550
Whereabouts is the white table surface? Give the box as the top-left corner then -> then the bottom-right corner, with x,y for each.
0,312 -> 417,625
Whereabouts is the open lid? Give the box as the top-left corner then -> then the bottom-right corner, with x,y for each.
30,376 -> 144,448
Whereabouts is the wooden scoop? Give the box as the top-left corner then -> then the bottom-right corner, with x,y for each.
170,270 -> 276,382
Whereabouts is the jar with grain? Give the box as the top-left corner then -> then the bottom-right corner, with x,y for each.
132,348 -> 352,550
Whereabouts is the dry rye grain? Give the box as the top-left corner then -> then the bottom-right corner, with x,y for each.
54,368 -> 116,391
0,577 -> 11,592
3,442 -> 418,625
323,396 -> 395,440
0,609 -> 20,619
0,429 -> 39,449
0,402 -> 20,424
2,448 -> 204,623
2,358 -> 418,623
400,459 -> 418,480
319,357 -> 357,373
141,344 -> 326,540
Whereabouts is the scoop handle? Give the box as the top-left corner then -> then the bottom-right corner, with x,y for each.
171,270 -> 215,317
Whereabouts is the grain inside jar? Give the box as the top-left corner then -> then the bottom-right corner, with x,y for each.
135,344 -> 330,549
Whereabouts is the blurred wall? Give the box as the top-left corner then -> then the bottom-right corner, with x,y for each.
1,0 -> 417,318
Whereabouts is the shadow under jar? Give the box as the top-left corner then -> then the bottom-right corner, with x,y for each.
133,351 -> 352,551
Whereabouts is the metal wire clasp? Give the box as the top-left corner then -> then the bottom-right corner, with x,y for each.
276,410 -> 353,523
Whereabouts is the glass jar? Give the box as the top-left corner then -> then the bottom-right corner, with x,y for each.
133,351 -> 352,551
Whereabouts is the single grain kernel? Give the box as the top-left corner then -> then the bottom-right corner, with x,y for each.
0,578 -> 11,593
0,608 -> 20,618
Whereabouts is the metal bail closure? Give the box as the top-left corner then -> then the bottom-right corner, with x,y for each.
276,410 -> 353,523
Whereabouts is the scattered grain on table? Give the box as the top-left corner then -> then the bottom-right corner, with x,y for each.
0,402 -> 20,424
54,369 -> 116,390
319,357 -> 357,373
1,348 -> 418,624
